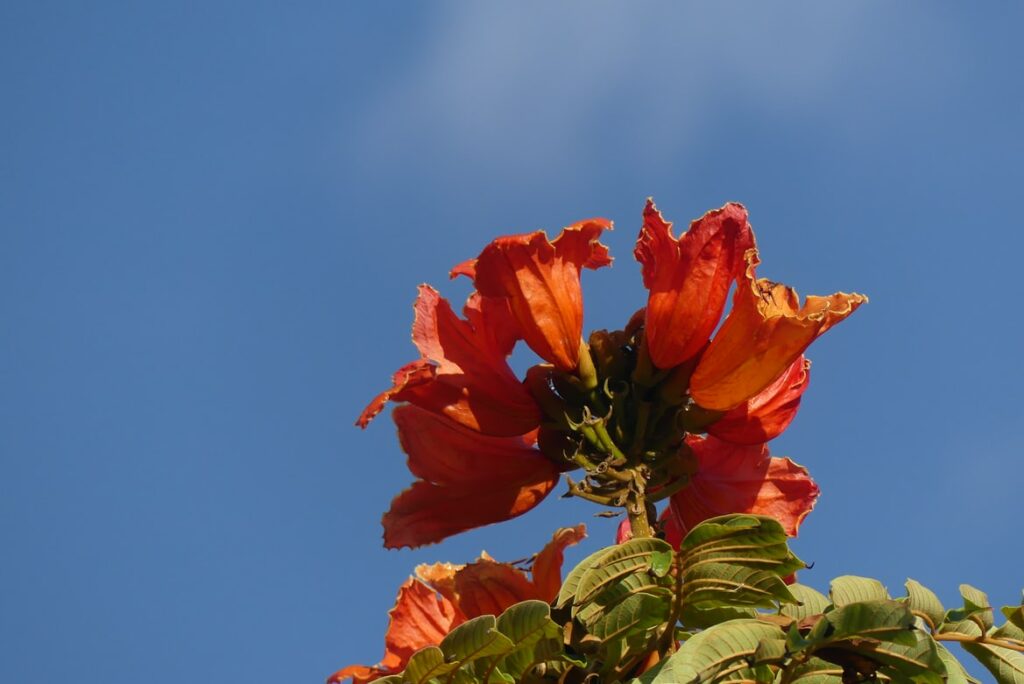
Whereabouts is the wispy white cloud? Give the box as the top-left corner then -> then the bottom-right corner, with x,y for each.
347,3 -> 877,177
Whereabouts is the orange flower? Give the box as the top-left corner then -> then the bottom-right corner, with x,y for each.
358,286 -> 540,437
329,527 -> 586,684
706,356 -> 810,445
662,435 -> 819,546
689,250 -> 866,411
635,200 -> 754,369
451,219 -> 612,372
382,405 -> 561,549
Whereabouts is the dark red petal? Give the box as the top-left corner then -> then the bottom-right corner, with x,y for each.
707,356 -> 810,445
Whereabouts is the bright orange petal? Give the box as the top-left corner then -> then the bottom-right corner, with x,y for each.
329,578 -> 457,683
690,250 -> 866,411
452,559 -> 539,617
415,561 -> 463,609
383,579 -> 459,663
663,435 -> 819,546
636,200 -> 754,369
530,524 -> 587,602
455,219 -> 612,372
359,286 -> 540,437
382,406 -> 560,549
706,356 -> 810,445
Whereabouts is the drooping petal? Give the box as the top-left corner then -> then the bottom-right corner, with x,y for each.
328,578 -> 457,683
530,524 -> 587,602
382,406 -> 560,549
356,360 -> 435,429
706,356 -> 810,445
663,435 -> 819,547
635,200 -> 755,369
358,285 -> 541,437
690,250 -> 866,411
453,219 -> 612,372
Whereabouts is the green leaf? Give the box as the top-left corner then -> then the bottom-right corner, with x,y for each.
440,616 -> 515,667
781,657 -> 844,683
952,584 -> 994,632
829,575 -> 889,606
752,637 -> 786,665
905,579 -> 945,631
944,618 -> 1024,684
961,642 -> 1024,684
682,562 -> 796,609
1002,594 -> 1024,631
556,546 -> 611,609
492,601 -> 563,680
650,550 -> 673,578
782,583 -> 832,620
936,643 -> 981,684
403,646 -> 458,684
633,619 -> 784,683
573,537 -> 674,606
574,572 -> 673,628
811,599 -> 916,644
999,602 -> 1024,634
801,600 -> 944,682
586,591 -> 669,644
678,515 -> 781,551
679,602 -> 757,629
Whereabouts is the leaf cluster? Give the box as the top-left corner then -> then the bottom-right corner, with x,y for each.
370,515 -> 1024,683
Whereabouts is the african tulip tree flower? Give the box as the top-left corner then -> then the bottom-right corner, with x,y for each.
688,249 -> 867,411
635,199 -> 755,370
329,527 -> 586,684
451,219 -> 612,373
357,286 -> 540,437
357,199 -> 864,549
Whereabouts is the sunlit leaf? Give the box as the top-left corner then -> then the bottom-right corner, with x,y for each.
829,576 -> 889,607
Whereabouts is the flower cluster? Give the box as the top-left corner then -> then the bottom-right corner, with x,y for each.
358,199 -> 865,549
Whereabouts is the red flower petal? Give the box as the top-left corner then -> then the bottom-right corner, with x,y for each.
531,524 -> 587,602
382,406 -> 560,549
328,578 -> 457,683
452,560 -> 539,617
358,286 -> 540,437
706,356 -> 810,445
663,435 -> 819,547
454,219 -> 612,372
636,200 -> 755,369
690,250 -> 866,411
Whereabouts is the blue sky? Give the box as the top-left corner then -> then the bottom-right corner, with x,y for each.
1,3 -> 1021,682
